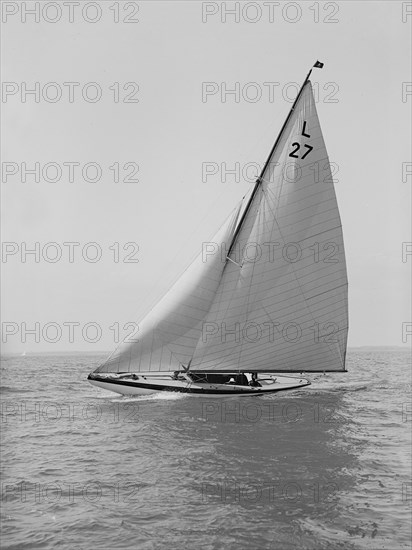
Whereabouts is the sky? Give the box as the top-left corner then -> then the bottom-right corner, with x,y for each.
1,0 -> 411,353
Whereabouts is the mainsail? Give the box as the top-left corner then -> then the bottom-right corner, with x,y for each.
191,79 -> 348,373
95,66 -> 348,375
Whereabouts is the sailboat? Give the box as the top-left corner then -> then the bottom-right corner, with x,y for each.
88,61 -> 348,397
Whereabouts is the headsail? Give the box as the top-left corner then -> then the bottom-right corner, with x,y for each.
190,80 -> 348,373
95,205 -> 241,373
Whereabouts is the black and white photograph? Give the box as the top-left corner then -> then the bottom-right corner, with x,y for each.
1,1 -> 411,549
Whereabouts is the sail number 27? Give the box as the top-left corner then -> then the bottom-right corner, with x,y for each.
289,121 -> 313,160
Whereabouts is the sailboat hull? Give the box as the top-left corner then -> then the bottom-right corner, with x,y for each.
87,373 -> 311,397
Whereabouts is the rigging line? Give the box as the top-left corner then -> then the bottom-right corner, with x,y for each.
191,259 -> 239,367
223,190 -> 263,320
153,329 -> 187,371
260,184 -> 345,367
191,195 -> 263,366
194,207 -> 276,372
226,76 -> 312,260
190,246 -> 246,367
226,256 -> 242,267
304,284 -> 348,301
192,226 -> 266,371
148,327 -> 191,373
236,194 -> 264,370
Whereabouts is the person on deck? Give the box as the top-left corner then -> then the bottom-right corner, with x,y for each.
249,373 -> 262,387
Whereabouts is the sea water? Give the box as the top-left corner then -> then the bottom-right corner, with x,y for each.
1,349 -> 411,550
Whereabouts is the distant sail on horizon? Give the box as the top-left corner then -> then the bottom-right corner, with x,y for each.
94,78 -> 348,376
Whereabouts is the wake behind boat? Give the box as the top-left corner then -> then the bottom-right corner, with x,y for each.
88,61 -> 348,398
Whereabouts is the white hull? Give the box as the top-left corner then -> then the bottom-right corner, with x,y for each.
88,372 -> 311,398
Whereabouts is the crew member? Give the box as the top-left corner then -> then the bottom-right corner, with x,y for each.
249,373 -> 261,387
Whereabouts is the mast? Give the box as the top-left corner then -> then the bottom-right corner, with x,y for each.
227,61 -> 324,257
